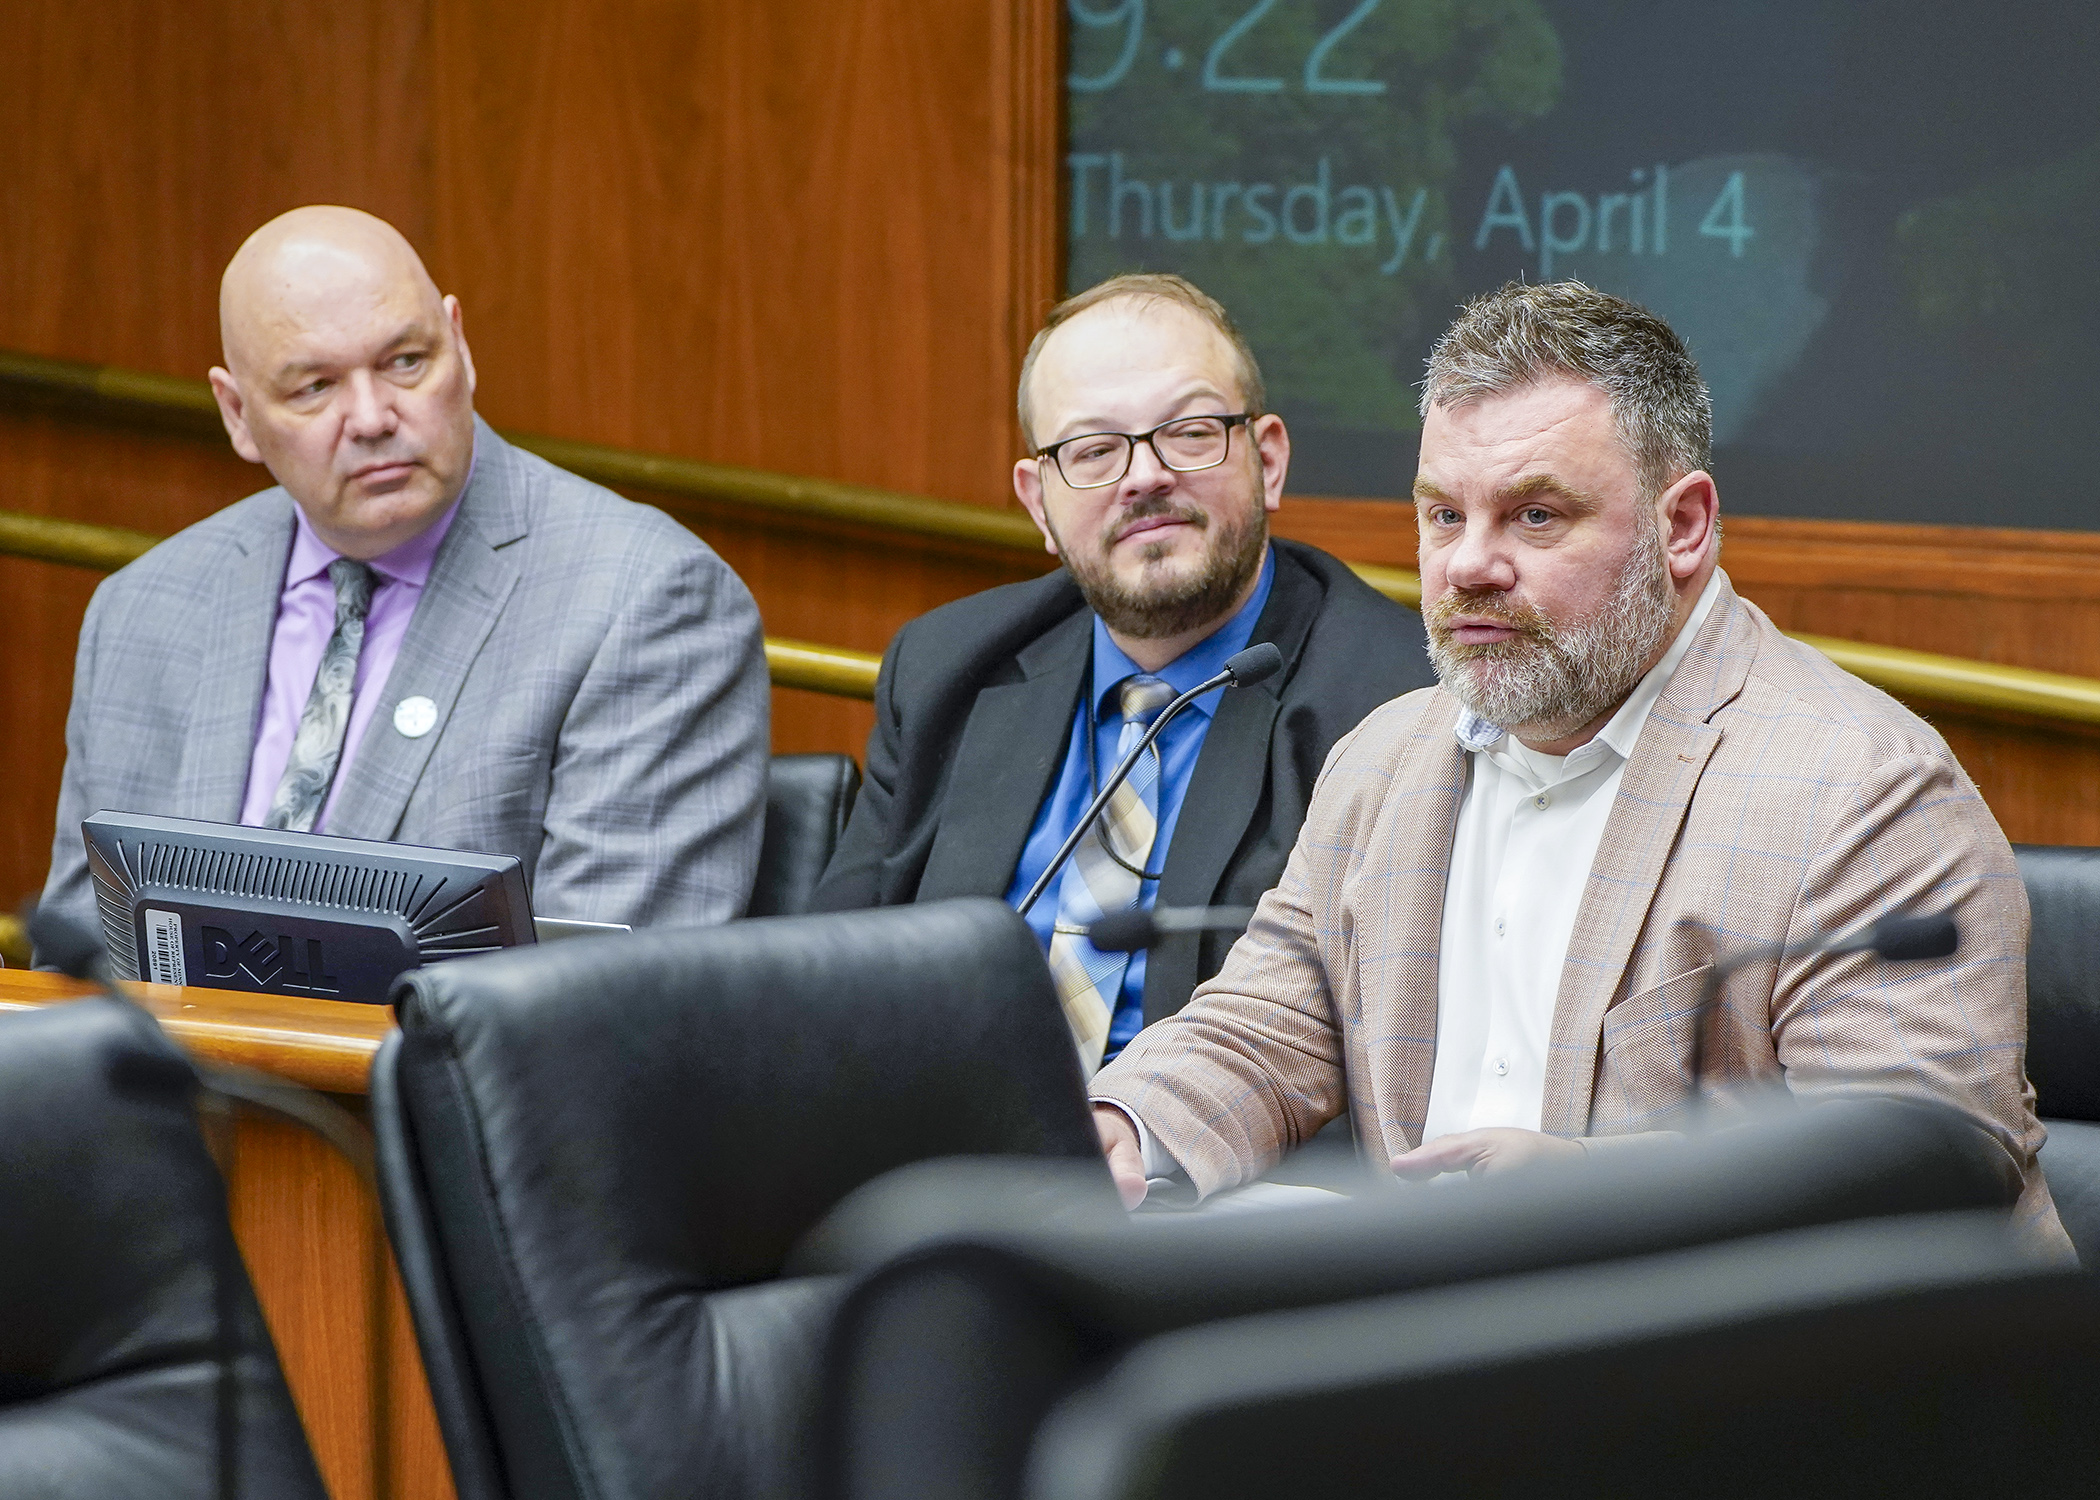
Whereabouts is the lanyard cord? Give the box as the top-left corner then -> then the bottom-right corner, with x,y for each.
1085,683 -> 1168,883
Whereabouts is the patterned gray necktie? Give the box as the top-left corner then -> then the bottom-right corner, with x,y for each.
265,558 -> 378,833
1047,674 -> 1179,1073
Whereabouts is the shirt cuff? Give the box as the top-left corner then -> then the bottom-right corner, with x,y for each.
1094,1097 -> 1186,1180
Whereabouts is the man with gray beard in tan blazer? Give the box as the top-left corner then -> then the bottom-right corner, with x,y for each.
1090,281 -> 2069,1257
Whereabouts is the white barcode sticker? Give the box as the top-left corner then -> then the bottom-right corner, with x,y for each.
144,909 -> 187,987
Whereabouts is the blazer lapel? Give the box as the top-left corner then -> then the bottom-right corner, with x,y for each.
1142,548 -> 1317,1020
1361,693 -> 1468,1155
917,611 -> 1091,900
326,422 -> 527,841
173,496 -> 296,822
1539,578 -> 1756,1135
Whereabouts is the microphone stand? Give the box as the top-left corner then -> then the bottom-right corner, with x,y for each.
1684,910 -> 1959,1117
1018,642 -> 1281,918
1086,904 -> 1257,953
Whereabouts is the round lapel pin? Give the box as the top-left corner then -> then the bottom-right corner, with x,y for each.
394,695 -> 439,739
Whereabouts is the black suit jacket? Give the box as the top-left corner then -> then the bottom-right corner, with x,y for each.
810,538 -> 1436,1020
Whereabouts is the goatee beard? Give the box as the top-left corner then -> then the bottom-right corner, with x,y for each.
1063,495 -> 1269,641
1426,520 -> 1678,742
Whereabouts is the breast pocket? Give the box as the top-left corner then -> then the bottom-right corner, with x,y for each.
1596,964 -> 1716,1129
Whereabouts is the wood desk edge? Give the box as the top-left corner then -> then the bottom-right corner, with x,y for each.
0,970 -> 390,1094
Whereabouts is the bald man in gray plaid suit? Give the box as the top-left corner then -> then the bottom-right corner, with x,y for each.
40,208 -> 767,944
1090,283 -> 2068,1256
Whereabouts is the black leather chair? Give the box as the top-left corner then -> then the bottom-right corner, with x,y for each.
1022,1211 -> 2097,1500
371,897 -> 1103,1500
0,997 -> 327,1499
2015,844 -> 2100,1260
808,1097 -> 2018,1500
750,752 -> 862,917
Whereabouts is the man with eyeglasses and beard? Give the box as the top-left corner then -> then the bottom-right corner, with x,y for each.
1086,280 -> 2069,1256
811,274 -> 1434,1071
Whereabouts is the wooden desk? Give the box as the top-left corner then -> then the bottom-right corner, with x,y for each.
0,972 -> 454,1500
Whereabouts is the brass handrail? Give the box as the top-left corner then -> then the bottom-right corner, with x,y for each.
0,348 -> 1048,556
763,637 -> 880,699
7,348 -> 2100,727
0,509 -> 879,700
1792,634 -> 2100,728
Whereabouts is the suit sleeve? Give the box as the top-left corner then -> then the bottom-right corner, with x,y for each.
1770,748 -> 2063,1250
529,538 -> 769,929
37,585 -> 107,959
806,628 -> 910,911
1090,721 -> 1375,1195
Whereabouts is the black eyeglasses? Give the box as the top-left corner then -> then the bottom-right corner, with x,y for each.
1036,413 -> 1252,490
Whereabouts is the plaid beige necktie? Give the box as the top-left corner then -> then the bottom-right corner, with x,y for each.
1047,674 -> 1178,1074
265,557 -> 378,833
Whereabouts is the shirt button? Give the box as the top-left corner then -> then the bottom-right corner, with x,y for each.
1494,917 -> 1505,938
1493,1057 -> 1510,1077
1533,793 -> 1550,810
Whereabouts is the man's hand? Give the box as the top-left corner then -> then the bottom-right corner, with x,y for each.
1390,1127 -> 1583,1181
1093,1103 -> 1149,1209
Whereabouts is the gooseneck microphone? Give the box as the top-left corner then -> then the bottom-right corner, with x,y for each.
1086,904 -> 1257,953
1017,642 -> 1284,917
1686,909 -> 1960,1098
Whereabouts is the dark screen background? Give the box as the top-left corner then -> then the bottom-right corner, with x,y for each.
1066,1 -> 2100,526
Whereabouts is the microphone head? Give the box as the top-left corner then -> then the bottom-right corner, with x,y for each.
1868,912 -> 1959,963
1086,909 -> 1161,953
1224,642 -> 1283,688
23,902 -> 107,981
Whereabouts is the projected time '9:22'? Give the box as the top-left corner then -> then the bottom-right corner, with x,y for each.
1071,0 -> 1391,96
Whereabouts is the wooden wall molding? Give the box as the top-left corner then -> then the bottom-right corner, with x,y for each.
1283,499 -> 2100,601
991,0 -> 1065,452
1719,518 -> 2100,603
1280,499 -> 2100,660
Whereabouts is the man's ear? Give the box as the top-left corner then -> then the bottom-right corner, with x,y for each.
444,294 -> 476,395
1012,457 -> 1062,557
207,368 -> 264,465
1251,413 -> 1289,514
1656,469 -> 1719,582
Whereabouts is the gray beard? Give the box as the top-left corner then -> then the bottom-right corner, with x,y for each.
1426,522 -> 1679,742
1061,495 -> 1270,641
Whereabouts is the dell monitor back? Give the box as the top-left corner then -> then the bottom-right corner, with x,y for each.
83,811 -> 537,1003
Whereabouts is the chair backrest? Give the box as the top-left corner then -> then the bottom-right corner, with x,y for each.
814,1096 -> 2017,1500
0,997 -> 327,1499
2015,844 -> 2100,1119
1025,1213 -> 2096,1500
372,897 -> 1103,1500
2013,844 -> 2100,1262
750,753 -> 862,917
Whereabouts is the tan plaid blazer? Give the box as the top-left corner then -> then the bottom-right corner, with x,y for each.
1093,573 -> 2067,1253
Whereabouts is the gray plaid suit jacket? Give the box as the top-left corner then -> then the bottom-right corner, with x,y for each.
41,419 -> 769,934
1094,572 -> 2068,1252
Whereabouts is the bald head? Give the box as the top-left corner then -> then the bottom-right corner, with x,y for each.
209,207 -> 478,560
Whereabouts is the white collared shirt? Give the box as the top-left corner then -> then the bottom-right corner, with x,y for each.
1419,572 -> 1721,1145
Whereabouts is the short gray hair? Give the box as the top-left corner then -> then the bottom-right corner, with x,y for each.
1420,281 -> 1711,499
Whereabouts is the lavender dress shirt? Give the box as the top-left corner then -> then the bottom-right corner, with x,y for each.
238,498 -> 461,832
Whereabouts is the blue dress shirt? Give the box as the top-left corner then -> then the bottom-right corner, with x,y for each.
1004,547 -> 1276,1063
